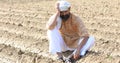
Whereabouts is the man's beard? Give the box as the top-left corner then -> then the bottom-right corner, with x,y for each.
60,13 -> 70,21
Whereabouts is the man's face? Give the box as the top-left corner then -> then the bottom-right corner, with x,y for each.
60,9 -> 70,21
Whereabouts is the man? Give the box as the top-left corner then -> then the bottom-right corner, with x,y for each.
46,0 -> 95,62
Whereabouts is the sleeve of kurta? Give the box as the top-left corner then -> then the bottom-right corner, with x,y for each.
76,17 -> 89,37
46,15 -> 56,30
46,15 -> 62,30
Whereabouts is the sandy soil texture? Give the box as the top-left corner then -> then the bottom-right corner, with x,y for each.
0,0 -> 120,63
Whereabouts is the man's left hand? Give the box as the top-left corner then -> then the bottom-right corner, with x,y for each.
73,49 -> 80,60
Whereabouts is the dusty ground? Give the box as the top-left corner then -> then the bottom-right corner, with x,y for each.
0,0 -> 120,63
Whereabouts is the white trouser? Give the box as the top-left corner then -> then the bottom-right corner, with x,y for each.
47,27 -> 95,56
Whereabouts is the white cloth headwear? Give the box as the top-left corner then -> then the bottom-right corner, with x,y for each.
58,0 -> 71,11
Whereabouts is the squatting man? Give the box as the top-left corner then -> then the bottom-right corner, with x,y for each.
46,0 -> 95,62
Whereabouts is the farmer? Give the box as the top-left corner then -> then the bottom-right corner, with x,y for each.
46,0 -> 95,62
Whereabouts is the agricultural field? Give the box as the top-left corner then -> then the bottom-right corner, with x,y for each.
0,0 -> 120,63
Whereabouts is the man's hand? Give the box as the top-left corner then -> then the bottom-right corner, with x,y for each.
56,3 -> 60,11
73,49 -> 80,60
55,2 -> 60,15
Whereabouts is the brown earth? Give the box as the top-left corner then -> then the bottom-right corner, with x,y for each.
0,0 -> 120,63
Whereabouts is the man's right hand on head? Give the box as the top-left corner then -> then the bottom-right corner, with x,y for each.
55,2 -> 60,15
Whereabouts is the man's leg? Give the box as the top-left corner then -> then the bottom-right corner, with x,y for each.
80,36 -> 95,56
47,28 -> 67,58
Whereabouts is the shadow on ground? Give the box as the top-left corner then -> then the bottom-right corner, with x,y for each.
62,50 -> 101,63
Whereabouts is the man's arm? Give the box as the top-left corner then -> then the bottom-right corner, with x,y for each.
46,12 -> 60,30
74,35 -> 89,59
46,3 -> 60,30
74,17 -> 89,59
77,36 -> 89,50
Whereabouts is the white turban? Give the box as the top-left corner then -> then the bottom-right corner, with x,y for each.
58,0 -> 71,11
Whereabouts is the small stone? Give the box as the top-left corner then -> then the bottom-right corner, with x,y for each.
18,23 -> 23,26
18,50 -> 24,55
